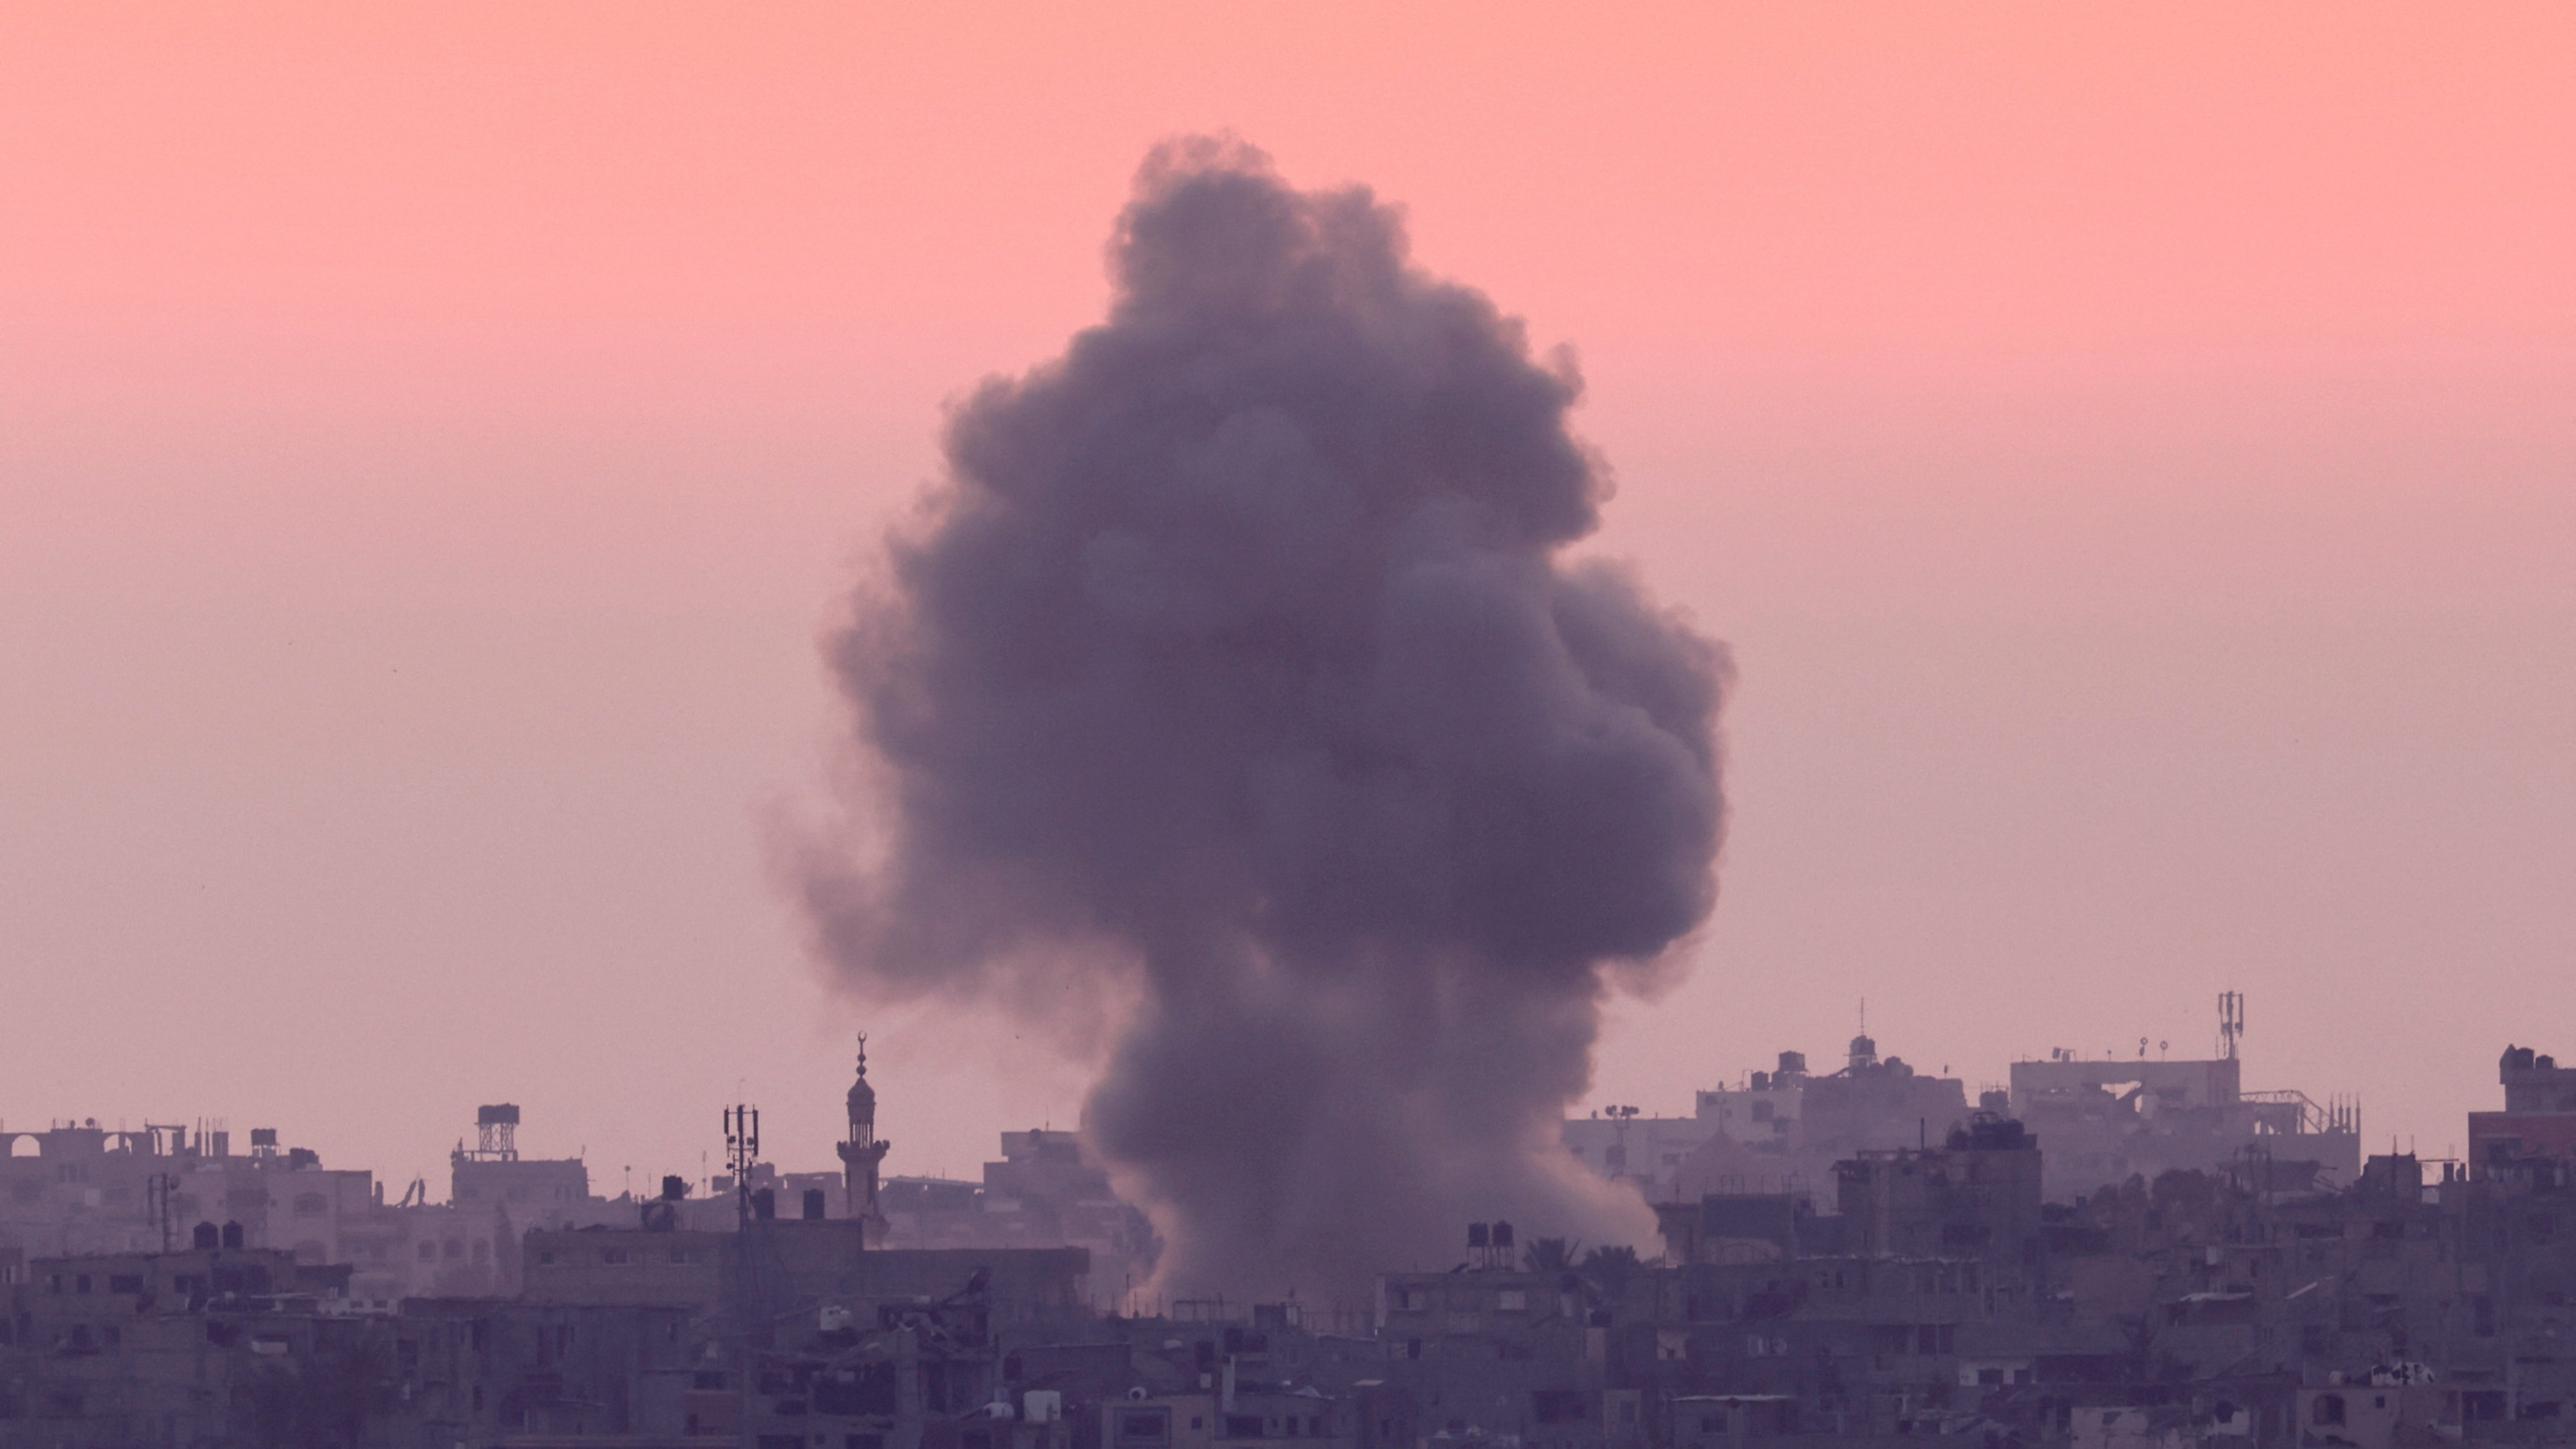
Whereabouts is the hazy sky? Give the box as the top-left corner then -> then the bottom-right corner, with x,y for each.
4,5 -> 2570,1199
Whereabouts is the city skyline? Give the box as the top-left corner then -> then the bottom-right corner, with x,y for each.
5,5 -> 2572,1214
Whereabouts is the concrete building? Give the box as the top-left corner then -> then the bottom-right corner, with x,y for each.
2468,1044 -> 2576,1170
2009,1047 -> 2361,1201
0,1244 -> 366,1445
0,1119 -> 379,1265
1562,1035 -> 1967,1207
1691,1054 -> 1807,1152
1793,1034 -> 1973,1165
1833,1114 -> 2045,1271
875,1131 -> 1159,1307
1561,1109 -> 1732,1204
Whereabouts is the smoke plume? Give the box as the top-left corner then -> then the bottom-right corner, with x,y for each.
802,138 -> 1729,1300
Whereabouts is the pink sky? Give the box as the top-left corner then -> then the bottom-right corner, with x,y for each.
4,5 -> 2571,1192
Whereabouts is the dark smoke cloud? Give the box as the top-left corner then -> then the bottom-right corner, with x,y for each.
801,137 -> 1729,1300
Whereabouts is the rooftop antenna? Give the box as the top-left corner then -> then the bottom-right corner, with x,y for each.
2218,992 -> 2245,1062
722,1104 -> 761,1229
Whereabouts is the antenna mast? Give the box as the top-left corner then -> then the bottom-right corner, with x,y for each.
722,1104 -> 761,1229
2218,992 -> 2245,1062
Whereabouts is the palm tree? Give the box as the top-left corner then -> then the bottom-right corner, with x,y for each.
1522,1236 -> 1582,1273
1578,1245 -> 1641,1296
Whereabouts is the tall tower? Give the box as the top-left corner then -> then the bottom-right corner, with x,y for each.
836,1034 -> 891,1232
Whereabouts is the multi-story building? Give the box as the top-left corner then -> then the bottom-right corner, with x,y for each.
2008,1046 -> 2360,1201
2468,1044 -> 2576,1170
1563,1034 -> 1969,1206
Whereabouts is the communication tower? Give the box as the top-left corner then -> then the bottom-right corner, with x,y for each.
2218,992 -> 2246,1062
723,1104 -> 761,1228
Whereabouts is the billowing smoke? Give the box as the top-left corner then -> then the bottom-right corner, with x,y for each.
801,138 -> 1729,1300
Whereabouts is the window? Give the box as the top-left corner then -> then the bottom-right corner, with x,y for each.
294,1193 -> 328,1217
107,1275 -> 143,1295
1532,1391 -> 1588,1425
1226,1416 -> 1266,1439
2314,1395 -> 2346,1427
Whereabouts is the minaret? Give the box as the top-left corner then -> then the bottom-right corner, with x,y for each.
836,1034 -> 891,1237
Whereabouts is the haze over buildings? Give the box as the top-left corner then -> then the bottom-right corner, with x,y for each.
4,1010 -> 2564,1445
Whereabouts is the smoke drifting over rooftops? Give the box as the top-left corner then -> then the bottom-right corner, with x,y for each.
798,137 -> 1729,1299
